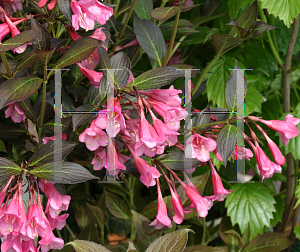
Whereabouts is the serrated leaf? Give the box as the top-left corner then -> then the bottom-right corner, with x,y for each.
72,105 -> 96,131
225,182 -> 276,240
110,51 -> 131,88
0,124 -> 27,141
0,140 -> 6,152
248,21 -> 277,38
28,140 -> 77,166
235,1 -> 257,30
133,15 -> 166,66
31,16 -> 52,51
14,49 -> 38,71
53,37 -> 100,69
211,34 -> 246,56
134,0 -> 153,20
105,191 -> 130,219
145,229 -> 191,252
157,151 -> 202,170
66,240 -> 112,252
228,0 -> 254,18
225,60 -> 247,111
0,158 -> 22,183
150,7 -> 181,22
36,47 -> 56,66
29,162 -> 98,184
17,97 -> 37,122
245,87 -> 264,115
127,66 -> 184,90
242,233 -> 292,252
177,171 -> 210,207
0,30 -> 39,52
57,0 -> 72,23
270,195 -> 285,226
0,76 -> 43,110
259,0 -> 300,28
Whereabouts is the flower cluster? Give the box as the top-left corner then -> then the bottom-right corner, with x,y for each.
0,176 -> 70,251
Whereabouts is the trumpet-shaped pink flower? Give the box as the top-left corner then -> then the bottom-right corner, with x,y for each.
42,133 -> 67,144
262,133 -> 285,166
132,153 -> 160,187
0,0 -> 23,16
39,180 -> 71,219
207,159 -> 232,201
77,63 -> 103,88
5,102 -> 25,123
38,233 -> 64,251
150,183 -> 172,229
1,235 -> 22,252
47,213 -> 69,230
249,114 -> 300,146
139,85 -> 182,107
231,146 -> 253,161
91,147 -> 106,171
22,239 -> 37,252
185,134 -> 217,162
71,0 -> 113,31
79,120 -> 107,151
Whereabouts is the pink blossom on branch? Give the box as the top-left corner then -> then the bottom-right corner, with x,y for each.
70,0 -> 113,31
42,134 -> 68,144
38,0 -> 57,10
5,102 -> 25,123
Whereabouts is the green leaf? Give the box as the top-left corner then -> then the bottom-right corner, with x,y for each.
294,226 -> 300,239
150,7 -> 181,22
17,98 -> 37,122
31,16 -> 52,51
57,0 -> 72,23
14,49 -> 38,72
217,124 -> 237,167
72,105 -> 96,131
248,21 -> 277,38
85,203 -> 104,231
242,233 -> 292,252
184,245 -> 228,252
259,0 -> 300,27
0,158 -> 22,183
0,76 -> 43,110
177,171 -> 210,207
0,30 -> 39,52
133,15 -> 166,66
235,1 -> 257,29
75,206 -> 90,230
134,0 -> 153,20
157,151 -> 202,170
145,229 -> 191,252
84,86 -> 101,105
36,47 -> 56,66
0,140 -> 6,153
53,37 -> 100,69
192,13 -> 227,26
206,58 -> 244,108
127,66 -> 184,90
225,60 -> 247,112
270,195 -> 285,226
110,51 -> 131,88
228,0 -> 254,18
28,140 -> 77,166
105,191 -> 130,220
97,46 -> 112,80
245,86 -> 264,115
225,182 -> 276,240
66,240 -> 112,252
29,162 -> 98,184
0,124 -> 27,141
211,34 -> 246,56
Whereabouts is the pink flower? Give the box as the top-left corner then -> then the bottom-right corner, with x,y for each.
206,159 -> 232,201
180,182 -> 213,218
38,233 -> 64,251
22,239 -> 37,252
79,120 -> 107,151
140,85 -> 182,107
231,146 -> 253,161
105,137 -> 126,176
150,183 -> 172,229
91,147 -> 106,171
132,153 -> 160,188
115,38 -> 140,52
170,0 -> 194,12
39,180 -> 71,219
77,63 -> 103,88
250,114 -> 300,145
5,102 -> 25,123
185,134 -> 217,162
38,0 -> 57,10
42,133 -> 67,144
47,213 -> 69,230
262,133 -> 285,166
71,0 -> 113,31
1,235 -> 22,252
169,186 -> 190,224
0,0 -> 23,16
